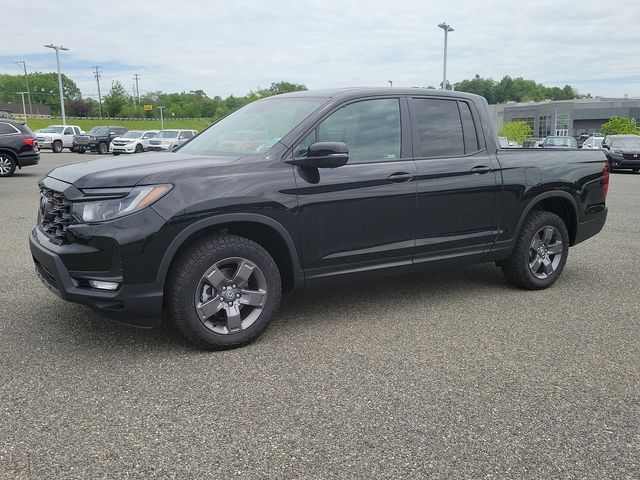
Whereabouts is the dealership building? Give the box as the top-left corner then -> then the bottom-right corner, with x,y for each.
489,97 -> 640,138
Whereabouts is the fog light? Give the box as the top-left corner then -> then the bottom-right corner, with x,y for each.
89,280 -> 120,291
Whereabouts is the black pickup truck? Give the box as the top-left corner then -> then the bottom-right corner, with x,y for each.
30,88 -> 609,349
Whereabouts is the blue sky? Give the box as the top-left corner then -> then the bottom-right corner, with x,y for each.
1,0 -> 639,101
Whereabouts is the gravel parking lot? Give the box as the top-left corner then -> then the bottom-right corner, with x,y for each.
1,152 -> 639,479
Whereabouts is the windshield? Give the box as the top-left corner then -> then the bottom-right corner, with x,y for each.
612,137 -> 640,149
88,127 -> 109,135
121,131 -> 142,139
157,130 -> 179,138
545,137 -> 576,147
180,97 -> 327,156
42,126 -> 64,134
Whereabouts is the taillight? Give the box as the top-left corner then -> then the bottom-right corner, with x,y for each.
602,162 -> 610,198
22,138 -> 36,149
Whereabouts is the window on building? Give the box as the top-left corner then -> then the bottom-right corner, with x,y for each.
538,116 -> 551,137
511,115 -> 535,132
555,113 -> 570,131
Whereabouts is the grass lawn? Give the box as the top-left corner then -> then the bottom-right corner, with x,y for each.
23,117 -> 213,132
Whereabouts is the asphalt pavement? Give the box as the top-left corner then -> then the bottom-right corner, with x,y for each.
1,152 -> 638,479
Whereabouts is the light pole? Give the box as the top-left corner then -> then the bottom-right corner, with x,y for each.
157,106 -> 165,130
387,80 -> 393,87
17,92 -> 28,124
15,61 -> 33,116
437,22 -> 454,90
44,44 -> 70,125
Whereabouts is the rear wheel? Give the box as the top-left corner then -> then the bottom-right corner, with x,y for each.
502,210 -> 569,290
166,234 -> 281,350
633,168 -> 639,173
0,153 -> 16,177
97,142 -> 108,155
52,140 -> 63,153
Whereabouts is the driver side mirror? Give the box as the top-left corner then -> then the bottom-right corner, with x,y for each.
288,142 -> 349,168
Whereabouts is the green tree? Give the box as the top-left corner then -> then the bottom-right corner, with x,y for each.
499,121 -> 533,145
103,81 -> 130,117
0,72 -> 81,116
601,116 -> 639,135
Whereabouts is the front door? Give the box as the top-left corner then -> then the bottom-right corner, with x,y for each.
408,96 -> 499,266
292,97 -> 417,283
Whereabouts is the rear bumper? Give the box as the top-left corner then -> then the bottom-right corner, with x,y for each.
574,206 -> 607,245
18,151 -> 40,167
29,228 -> 163,328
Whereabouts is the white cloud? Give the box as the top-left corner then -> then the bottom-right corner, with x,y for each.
1,0 -> 639,98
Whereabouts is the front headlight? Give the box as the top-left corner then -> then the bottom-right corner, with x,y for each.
72,184 -> 172,223
45,137 -> 52,142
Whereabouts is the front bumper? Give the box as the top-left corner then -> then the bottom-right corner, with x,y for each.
147,144 -> 172,151
609,156 -> 640,169
111,144 -> 137,153
29,207 -> 173,328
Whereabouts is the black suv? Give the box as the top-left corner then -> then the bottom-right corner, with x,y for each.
73,126 -> 127,154
0,119 -> 39,177
601,134 -> 640,171
30,88 -> 608,350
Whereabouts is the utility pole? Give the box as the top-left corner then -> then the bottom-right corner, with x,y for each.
437,22 -> 454,90
133,74 -> 141,104
17,92 -> 28,125
92,66 -> 103,118
388,80 -> 393,87
44,44 -> 70,125
15,61 -> 33,116
157,106 -> 165,130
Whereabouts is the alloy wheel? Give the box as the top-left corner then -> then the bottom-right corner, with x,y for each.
194,257 -> 268,334
0,156 -> 13,175
528,225 -> 563,279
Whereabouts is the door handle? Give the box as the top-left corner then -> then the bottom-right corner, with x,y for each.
470,165 -> 491,174
387,172 -> 413,183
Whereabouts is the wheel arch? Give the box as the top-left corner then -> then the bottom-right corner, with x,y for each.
157,213 -> 304,292
516,191 -> 579,245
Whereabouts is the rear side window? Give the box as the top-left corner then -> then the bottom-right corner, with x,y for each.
411,98 -> 464,157
0,122 -> 19,135
459,102 -> 480,153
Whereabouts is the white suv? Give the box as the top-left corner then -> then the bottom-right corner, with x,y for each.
147,129 -> 197,151
110,130 -> 159,155
36,125 -> 83,153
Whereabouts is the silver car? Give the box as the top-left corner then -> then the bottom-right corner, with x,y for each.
147,129 -> 197,151
110,130 -> 159,154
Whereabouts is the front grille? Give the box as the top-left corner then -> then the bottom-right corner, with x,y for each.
112,141 -> 126,146
622,153 -> 640,160
75,136 -> 90,145
39,187 -> 72,244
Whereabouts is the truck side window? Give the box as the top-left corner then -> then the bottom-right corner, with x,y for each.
64,127 -> 73,135
317,99 -> 401,163
412,98 -> 464,157
459,102 -> 480,154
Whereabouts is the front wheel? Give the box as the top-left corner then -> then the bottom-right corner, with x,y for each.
76,148 -> 85,154
166,234 -> 282,350
52,140 -> 63,153
502,210 -> 569,290
135,143 -> 144,153
97,142 -> 108,154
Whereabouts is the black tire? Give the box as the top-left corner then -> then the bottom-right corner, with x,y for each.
0,153 -> 17,177
69,146 -> 75,152
135,143 -> 144,153
502,210 -> 569,290
97,142 -> 108,155
112,152 -> 120,156
52,140 -> 63,153
633,168 -> 640,173
76,148 -> 85,154
166,234 -> 282,350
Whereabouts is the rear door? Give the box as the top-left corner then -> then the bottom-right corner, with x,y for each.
409,96 -> 500,266
292,96 -> 418,282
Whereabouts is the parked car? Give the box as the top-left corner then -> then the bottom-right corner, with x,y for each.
498,136 -> 509,148
147,129 -> 197,151
540,136 -> 578,148
581,136 -> 604,150
601,134 -> 640,172
30,88 -> 609,350
36,125 -> 83,153
110,130 -> 159,155
73,126 -> 128,154
508,140 -> 521,148
0,119 -> 39,177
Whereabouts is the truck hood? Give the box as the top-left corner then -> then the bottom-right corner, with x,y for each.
47,152 -> 242,189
